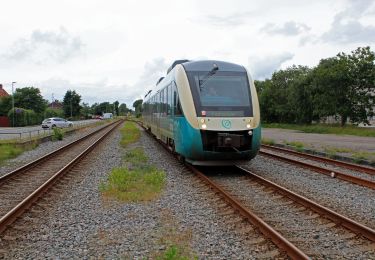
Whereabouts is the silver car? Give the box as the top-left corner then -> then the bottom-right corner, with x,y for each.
41,118 -> 73,129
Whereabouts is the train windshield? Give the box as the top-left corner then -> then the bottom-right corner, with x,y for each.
187,71 -> 253,117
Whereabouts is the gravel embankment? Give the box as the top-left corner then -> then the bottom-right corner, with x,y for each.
244,155 -> 375,229
0,123 -> 109,177
1,125 -> 281,259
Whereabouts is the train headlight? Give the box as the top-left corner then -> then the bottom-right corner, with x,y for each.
202,123 -> 207,130
246,124 -> 251,129
248,130 -> 253,136
200,118 -> 205,123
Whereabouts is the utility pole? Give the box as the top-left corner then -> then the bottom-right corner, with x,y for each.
11,82 -> 16,127
70,97 -> 73,118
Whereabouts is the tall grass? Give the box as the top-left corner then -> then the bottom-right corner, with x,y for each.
263,123 -> 375,137
0,141 -> 38,165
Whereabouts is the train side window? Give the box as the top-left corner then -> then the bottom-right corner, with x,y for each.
166,85 -> 171,115
173,82 -> 183,116
169,83 -> 173,113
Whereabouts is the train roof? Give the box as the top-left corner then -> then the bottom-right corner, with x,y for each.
182,60 -> 246,72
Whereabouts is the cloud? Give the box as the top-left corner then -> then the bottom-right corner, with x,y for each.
1,27 -> 83,65
260,21 -> 310,36
321,0 -> 375,43
192,11 -> 252,27
132,57 -> 170,96
248,52 -> 294,80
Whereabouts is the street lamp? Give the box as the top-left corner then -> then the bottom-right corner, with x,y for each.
11,82 -> 16,127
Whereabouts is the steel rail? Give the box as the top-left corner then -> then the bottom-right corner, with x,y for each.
0,120 -> 123,234
262,144 -> 375,176
0,120 -> 120,184
186,164 -> 309,260
236,165 -> 375,242
133,120 -> 309,259
260,150 -> 375,190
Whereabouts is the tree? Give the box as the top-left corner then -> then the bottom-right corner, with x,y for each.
312,46 -> 375,126
118,103 -> 129,115
80,102 -> 92,119
63,90 -> 81,118
114,101 -> 119,116
132,99 -> 143,117
0,95 -> 12,116
257,66 -> 314,124
13,87 -> 48,113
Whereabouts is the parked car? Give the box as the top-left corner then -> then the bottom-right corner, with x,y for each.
41,118 -> 73,129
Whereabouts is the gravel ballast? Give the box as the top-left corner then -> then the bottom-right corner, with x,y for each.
0,123 -> 110,177
1,124 -> 281,259
244,155 -> 375,229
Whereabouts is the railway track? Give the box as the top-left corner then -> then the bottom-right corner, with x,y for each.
260,144 -> 375,190
0,120 -> 123,234
136,121 -> 375,259
190,165 -> 375,259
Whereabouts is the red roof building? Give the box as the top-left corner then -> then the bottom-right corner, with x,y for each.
48,100 -> 63,109
0,84 -> 9,97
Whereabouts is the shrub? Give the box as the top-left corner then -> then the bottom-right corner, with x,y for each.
52,127 -> 64,141
8,107 -> 40,126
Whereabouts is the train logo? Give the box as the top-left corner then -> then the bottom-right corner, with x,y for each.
221,119 -> 232,129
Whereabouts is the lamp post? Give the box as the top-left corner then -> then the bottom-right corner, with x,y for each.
11,82 -> 16,127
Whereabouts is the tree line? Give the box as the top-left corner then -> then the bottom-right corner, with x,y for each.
0,88 -> 132,126
256,46 -> 375,126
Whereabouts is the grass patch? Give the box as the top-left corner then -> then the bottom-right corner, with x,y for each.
261,138 -> 275,145
283,140 -> 305,152
120,121 -> 140,147
0,144 -> 24,164
0,142 -> 38,165
157,245 -> 193,260
100,147 -> 166,202
152,210 -> 197,260
100,166 -> 165,202
263,123 -> 375,137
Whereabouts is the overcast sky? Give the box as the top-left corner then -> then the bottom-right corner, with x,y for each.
1,0 -> 375,108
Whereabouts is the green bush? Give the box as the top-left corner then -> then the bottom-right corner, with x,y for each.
44,108 -> 64,118
8,107 -> 41,127
52,127 -> 64,141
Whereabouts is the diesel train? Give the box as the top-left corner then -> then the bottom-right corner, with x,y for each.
142,59 -> 261,165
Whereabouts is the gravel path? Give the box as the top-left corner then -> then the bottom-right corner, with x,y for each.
244,155 -> 375,229
1,124 -> 282,259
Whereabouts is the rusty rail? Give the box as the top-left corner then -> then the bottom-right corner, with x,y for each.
236,165 -> 375,242
260,150 -> 375,190
262,144 -> 375,176
0,120 -> 123,234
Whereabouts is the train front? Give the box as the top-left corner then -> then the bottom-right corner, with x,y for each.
174,60 -> 261,165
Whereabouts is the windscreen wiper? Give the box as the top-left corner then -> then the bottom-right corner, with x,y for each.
199,64 -> 219,91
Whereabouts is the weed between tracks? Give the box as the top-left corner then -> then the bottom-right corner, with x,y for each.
100,122 -> 166,202
120,121 -> 140,147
